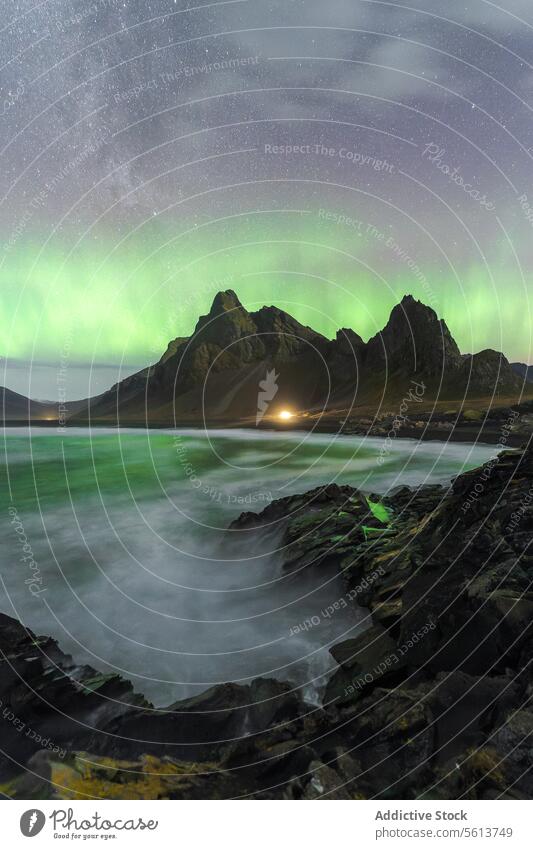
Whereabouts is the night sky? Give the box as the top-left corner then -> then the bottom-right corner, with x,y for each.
2,0 -> 533,399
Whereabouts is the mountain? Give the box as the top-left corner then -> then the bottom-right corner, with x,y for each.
365,294 -> 462,376
69,291 -> 526,426
1,387 -> 54,421
322,294 -> 523,404
72,291 -> 331,424
511,362 -> 533,383
0,387 -> 105,422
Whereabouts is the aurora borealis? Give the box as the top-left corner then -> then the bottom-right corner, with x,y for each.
4,0 -> 533,811
2,0 -> 533,398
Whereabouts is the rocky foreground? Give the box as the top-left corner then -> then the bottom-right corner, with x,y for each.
1,443 -> 533,799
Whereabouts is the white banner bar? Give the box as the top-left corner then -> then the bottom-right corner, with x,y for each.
2,799 -> 531,848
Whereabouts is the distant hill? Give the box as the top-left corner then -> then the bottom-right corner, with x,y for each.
1,387 -> 53,421
0,387 -> 100,422
511,362 -> 533,383
69,291 -> 527,426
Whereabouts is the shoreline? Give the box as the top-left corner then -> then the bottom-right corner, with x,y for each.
2,443 -> 533,799
2,418 -> 529,447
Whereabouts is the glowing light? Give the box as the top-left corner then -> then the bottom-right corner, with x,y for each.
2,225 -> 531,367
279,410 -> 294,420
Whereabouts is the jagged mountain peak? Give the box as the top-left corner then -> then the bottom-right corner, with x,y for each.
207,289 -> 244,316
336,327 -> 365,346
395,293 -> 439,320
193,290 -> 256,342
251,303 -> 325,338
69,292 -> 528,425
365,293 -> 461,374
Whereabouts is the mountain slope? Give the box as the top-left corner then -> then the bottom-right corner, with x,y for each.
324,295 -> 522,406
70,291 -> 527,425
77,290 -> 330,423
365,294 -> 462,377
511,362 -> 533,383
1,387 -> 53,421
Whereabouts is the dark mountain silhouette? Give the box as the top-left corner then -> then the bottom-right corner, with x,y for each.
511,362 -> 533,383
68,291 -> 525,426
0,386 -> 101,423
78,291 -> 328,423
1,387 -> 54,421
364,294 -> 462,376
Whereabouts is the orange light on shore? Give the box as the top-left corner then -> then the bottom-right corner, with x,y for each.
278,410 -> 294,421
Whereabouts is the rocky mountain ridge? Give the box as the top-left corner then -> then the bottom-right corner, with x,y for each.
2,291 -> 529,425
72,291 -> 526,425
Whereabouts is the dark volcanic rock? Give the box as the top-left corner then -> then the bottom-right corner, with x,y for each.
226,442 -> 533,798
92,677 -> 305,763
325,624 -> 405,705
4,443 -> 533,799
229,483 -> 393,572
0,614 -> 308,794
0,614 -> 148,781
229,483 -> 360,529
365,294 -> 462,377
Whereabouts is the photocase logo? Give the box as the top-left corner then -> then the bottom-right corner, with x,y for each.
256,368 -> 279,424
20,809 -> 46,837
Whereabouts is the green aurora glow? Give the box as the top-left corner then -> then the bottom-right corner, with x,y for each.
2,221 -> 532,367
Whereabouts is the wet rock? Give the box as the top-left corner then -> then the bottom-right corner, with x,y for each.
4,442 -> 533,798
0,613 -> 148,781
325,625 -> 404,706
90,677 -> 304,764
230,484 -> 395,574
